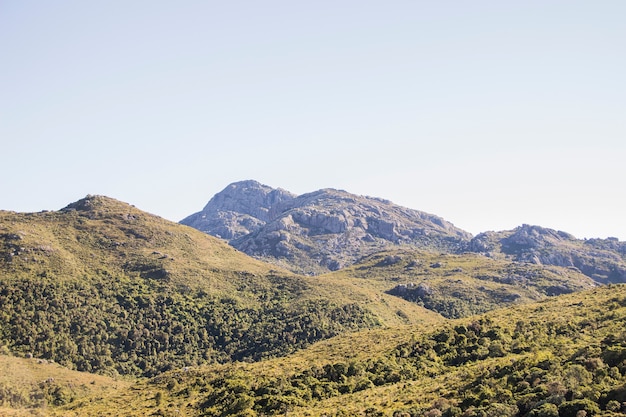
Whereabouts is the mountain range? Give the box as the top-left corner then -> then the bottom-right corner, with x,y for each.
181,180 -> 626,281
2,181 -> 626,416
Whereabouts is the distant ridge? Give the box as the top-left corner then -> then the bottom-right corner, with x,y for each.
181,180 -> 471,274
182,180 -> 626,282
469,224 -> 626,283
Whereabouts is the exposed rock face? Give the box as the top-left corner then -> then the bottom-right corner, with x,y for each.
468,224 -> 626,284
180,180 -> 296,240
182,181 -> 471,274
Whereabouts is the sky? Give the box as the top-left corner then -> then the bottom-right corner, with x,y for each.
1,1 -> 625,240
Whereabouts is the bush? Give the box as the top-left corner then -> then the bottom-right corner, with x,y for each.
558,399 -> 600,417
527,403 -> 559,417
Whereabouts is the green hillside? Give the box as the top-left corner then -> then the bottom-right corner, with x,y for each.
0,353 -> 129,415
56,284 -> 626,417
0,196 -> 439,379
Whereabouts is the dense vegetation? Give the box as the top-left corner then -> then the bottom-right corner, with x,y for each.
0,270 -> 378,377
0,196 -> 384,378
129,285 -> 626,417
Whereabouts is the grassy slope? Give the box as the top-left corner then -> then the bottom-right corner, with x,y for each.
304,285 -> 626,416
1,196 -> 619,416
0,195 -> 282,292
0,353 -> 130,416
0,195 -> 441,324
40,326 -> 439,417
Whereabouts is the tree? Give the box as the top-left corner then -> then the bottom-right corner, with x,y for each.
527,403 -> 559,417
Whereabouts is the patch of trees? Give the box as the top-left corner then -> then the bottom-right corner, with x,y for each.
0,271 -> 379,377
387,282 -> 519,319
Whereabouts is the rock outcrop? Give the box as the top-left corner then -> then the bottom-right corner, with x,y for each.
182,181 -> 471,274
180,180 -> 296,240
468,224 -> 626,283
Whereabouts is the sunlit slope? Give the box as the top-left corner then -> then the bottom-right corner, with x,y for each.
0,194 -> 286,292
0,353 -> 130,416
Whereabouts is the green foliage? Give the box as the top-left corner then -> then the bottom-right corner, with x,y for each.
136,285 -> 626,417
0,197 -> 384,378
558,399 -> 601,417
0,271 -> 379,377
527,403 -> 559,417
2,196 -> 626,416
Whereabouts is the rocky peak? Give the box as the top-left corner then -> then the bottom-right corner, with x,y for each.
180,180 -> 295,240
201,180 -> 295,222
182,181 -> 626,280
501,224 -> 576,251
182,180 -> 472,274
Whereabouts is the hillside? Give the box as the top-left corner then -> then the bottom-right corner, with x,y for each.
326,248 -> 596,318
181,180 -> 471,274
2,193 -> 626,417
39,284 -> 626,417
0,353 -> 129,415
0,195 -> 442,379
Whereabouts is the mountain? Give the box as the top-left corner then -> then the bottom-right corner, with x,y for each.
0,195 -> 441,378
183,181 -> 626,283
181,180 -> 471,274
469,224 -> 626,284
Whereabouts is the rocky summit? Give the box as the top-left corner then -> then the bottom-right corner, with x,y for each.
180,180 -> 296,240
181,180 -> 471,274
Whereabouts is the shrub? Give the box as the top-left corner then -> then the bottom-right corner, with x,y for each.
527,403 -> 559,417
558,399 -> 600,417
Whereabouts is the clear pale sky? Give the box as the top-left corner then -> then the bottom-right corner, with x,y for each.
1,1 -> 624,240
